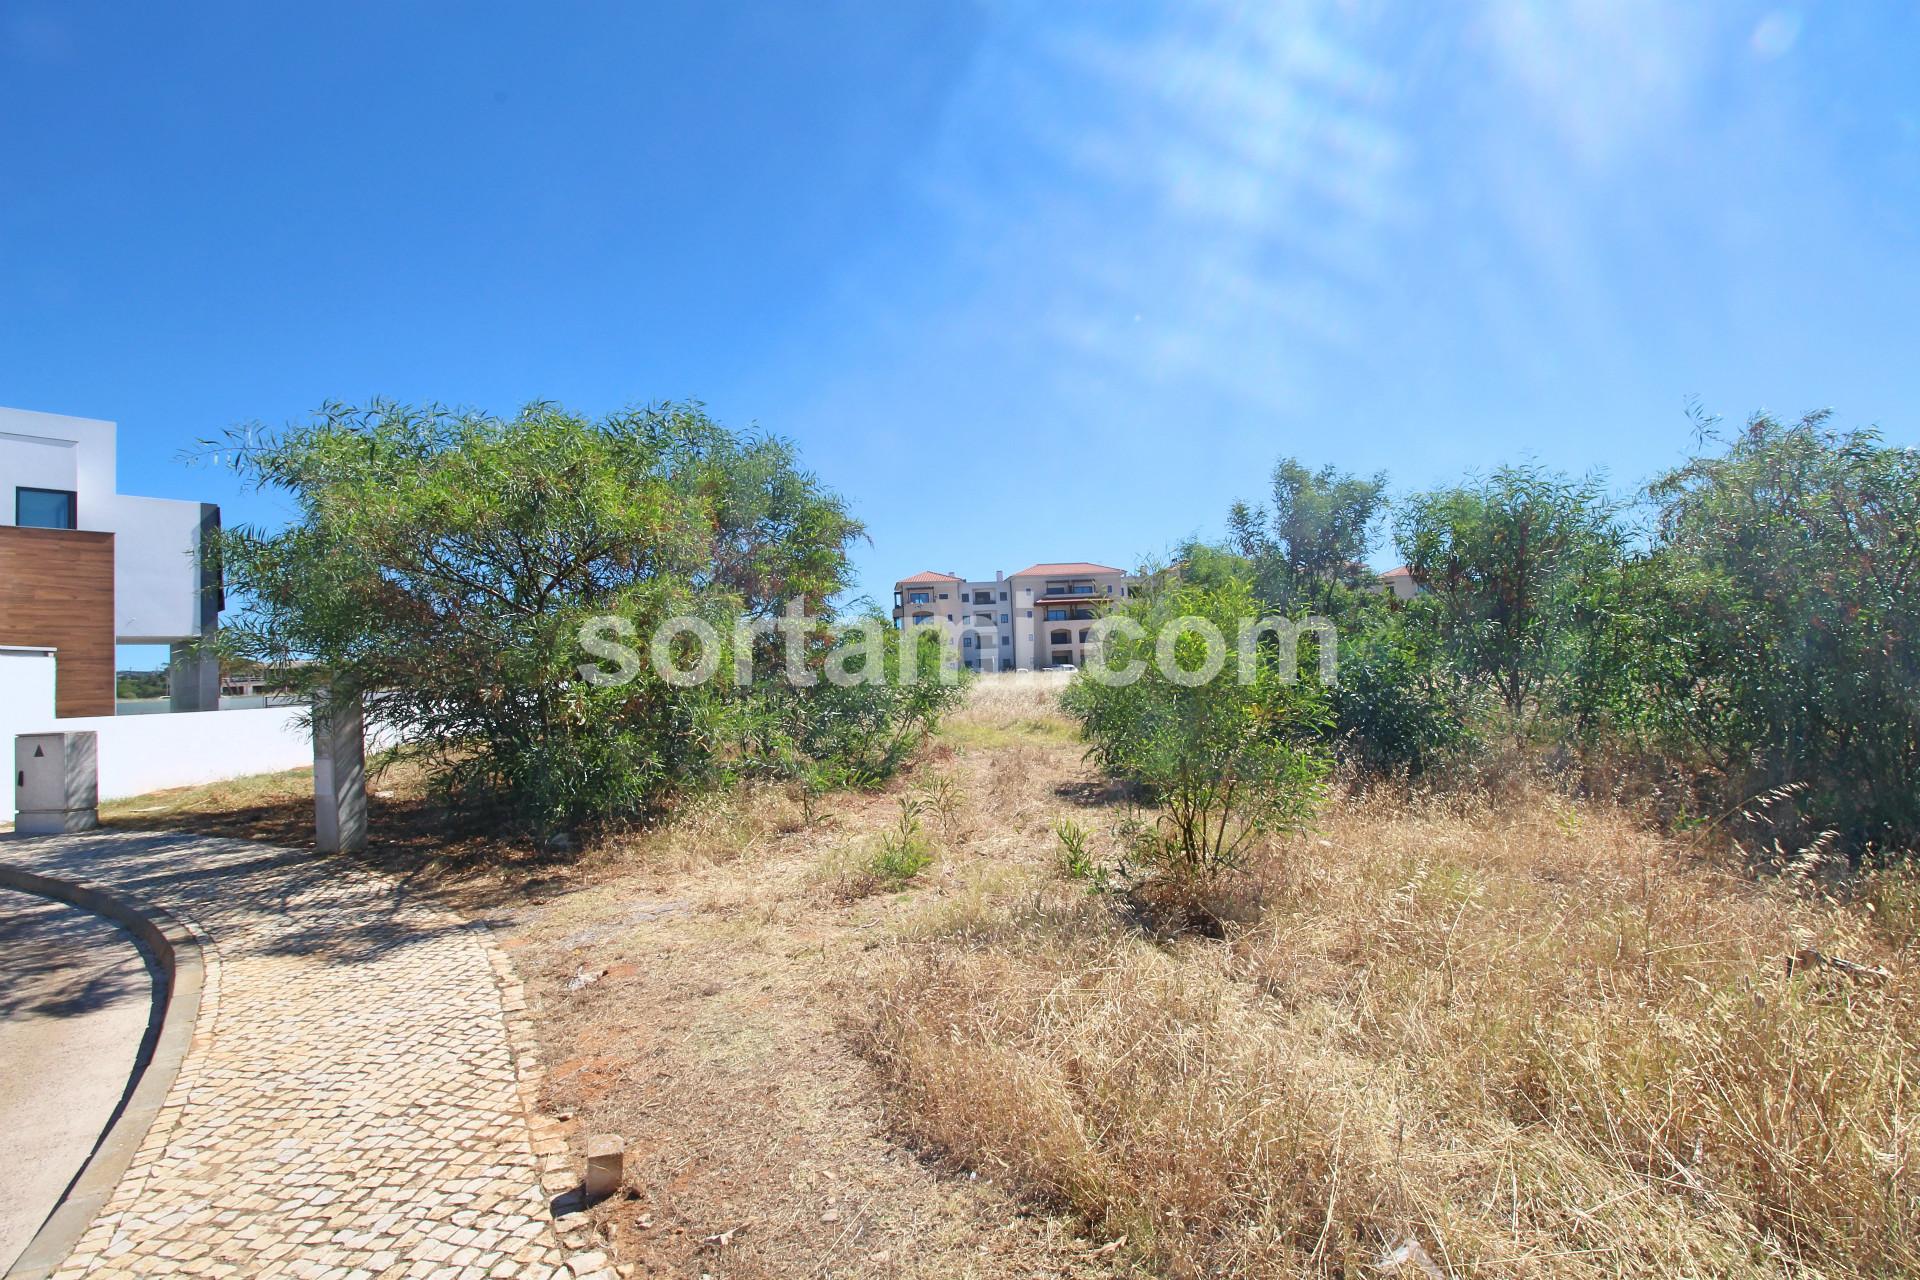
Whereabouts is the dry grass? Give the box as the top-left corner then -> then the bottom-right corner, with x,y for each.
98,764 -> 317,828
87,673 -> 1919,1277
864,781 -> 1919,1278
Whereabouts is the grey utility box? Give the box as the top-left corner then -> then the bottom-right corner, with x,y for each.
15,731 -> 100,835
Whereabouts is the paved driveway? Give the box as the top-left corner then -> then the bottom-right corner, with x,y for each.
0,831 -> 610,1280
0,889 -> 154,1271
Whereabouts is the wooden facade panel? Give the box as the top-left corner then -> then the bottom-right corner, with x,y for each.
0,525 -> 117,717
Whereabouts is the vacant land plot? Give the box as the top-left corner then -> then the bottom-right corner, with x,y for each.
102,673 -> 1918,1278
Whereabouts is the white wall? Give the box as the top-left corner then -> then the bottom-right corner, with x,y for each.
2,676 -> 315,826
0,407 -> 115,521
0,648 -> 59,732
109,493 -> 211,641
0,431 -> 80,503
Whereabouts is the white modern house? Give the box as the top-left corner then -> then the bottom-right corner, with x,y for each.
1,405 -> 223,713
2,406 -> 311,825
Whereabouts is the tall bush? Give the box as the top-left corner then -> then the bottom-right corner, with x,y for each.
211,400 -> 896,840
1395,464 -> 1622,727
747,621 -> 971,790
1062,576 -> 1330,876
1641,413 -> 1920,852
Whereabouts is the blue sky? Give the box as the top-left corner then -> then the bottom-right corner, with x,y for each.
4,1 -> 1918,663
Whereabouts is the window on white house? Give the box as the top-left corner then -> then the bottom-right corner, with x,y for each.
15,487 -> 76,529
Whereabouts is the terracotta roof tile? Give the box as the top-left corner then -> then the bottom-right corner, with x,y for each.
1009,561 -> 1127,578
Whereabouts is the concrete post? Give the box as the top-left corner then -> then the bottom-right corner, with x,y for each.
312,691 -> 367,854
168,642 -> 221,712
584,1134 -> 625,1201
15,731 -> 100,835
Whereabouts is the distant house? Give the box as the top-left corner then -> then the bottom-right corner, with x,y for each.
892,562 -> 1136,671
217,658 -> 308,702
1377,565 -> 1421,601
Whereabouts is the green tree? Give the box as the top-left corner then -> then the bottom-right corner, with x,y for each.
1395,464 -> 1621,726
1227,458 -> 1388,609
210,400 -> 864,840
1641,411 -> 1920,853
1062,575 -> 1330,877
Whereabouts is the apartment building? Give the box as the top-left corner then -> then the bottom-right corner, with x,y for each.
0,406 -> 223,715
892,562 -> 1135,672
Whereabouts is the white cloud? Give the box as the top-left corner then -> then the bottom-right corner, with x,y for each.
1478,0 -> 1716,171
1750,11 -> 1801,60
812,0 -> 1762,435
896,0 -> 1410,418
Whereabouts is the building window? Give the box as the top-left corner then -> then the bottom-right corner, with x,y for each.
1050,629 -> 1071,645
1000,634 -> 1010,646
908,591 -> 930,604
963,634 -> 974,648
1046,608 -> 1069,621
15,487 -> 76,530
999,591 -> 1007,601
999,613 -> 1009,623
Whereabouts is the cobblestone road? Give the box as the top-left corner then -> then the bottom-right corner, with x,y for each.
2,831 -> 612,1280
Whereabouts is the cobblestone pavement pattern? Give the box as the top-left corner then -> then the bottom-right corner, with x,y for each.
2,831 -> 613,1280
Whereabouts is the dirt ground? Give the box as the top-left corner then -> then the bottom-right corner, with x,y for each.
494,693 -> 1132,1278
89,675 -> 1920,1278
99,677 -> 1130,1278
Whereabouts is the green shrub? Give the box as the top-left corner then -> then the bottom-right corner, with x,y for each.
1637,412 -> 1920,855
1216,417 -> 1920,860
748,623 -> 971,790
1062,576 -> 1330,877
1054,817 -> 1098,882
210,401 -> 967,844
1395,463 -> 1623,728
865,796 -> 935,886
1328,605 -> 1474,776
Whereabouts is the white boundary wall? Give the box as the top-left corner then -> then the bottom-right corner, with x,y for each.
2,647 -> 314,826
